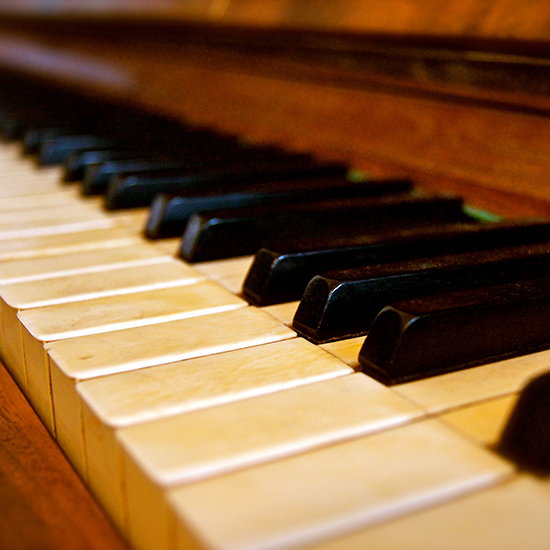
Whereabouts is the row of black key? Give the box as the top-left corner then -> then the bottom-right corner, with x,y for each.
4,77 -> 550,393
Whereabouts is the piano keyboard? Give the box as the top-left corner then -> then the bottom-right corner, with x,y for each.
1,87 -> 550,550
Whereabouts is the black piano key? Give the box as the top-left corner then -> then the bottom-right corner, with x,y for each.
63,149 -> 141,182
82,144 -> 312,197
292,241 -> 550,343
243,219 -> 550,306
144,175 -> 411,239
38,135 -> 118,166
358,278 -> 550,385
0,114 -> 24,141
23,127 -> 73,155
21,108 -> 107,155
496,371 -> 550,476
82,159 -> 193,196
104,159 -> 347,210
179,192 -> 467,262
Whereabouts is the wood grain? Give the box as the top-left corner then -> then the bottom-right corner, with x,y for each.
0,360 -> 128,550
0,27 -> 549,219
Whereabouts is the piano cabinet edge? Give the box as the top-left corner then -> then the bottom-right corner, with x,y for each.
0,358 -> 129,550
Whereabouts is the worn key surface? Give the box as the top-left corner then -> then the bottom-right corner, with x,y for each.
168,419 -> 512,550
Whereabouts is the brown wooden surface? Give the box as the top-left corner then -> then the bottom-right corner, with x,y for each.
222,0 -> 550,39
7,0 -> 550,42
0,16 -> 549,219
0,360 -> 129,550
0,28 -> 548,219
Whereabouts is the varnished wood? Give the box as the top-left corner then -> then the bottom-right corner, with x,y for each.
0,360 -> 128,550
0,24 -> 549,218
7,0 -> 550,43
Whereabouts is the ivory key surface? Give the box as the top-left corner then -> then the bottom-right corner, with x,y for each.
116,373 -> 423,550
168,418 -> 513,550
0,187 -> 82,210
0,226 -> 142,262
47,307 -> 295,477
320,337 -> 365,371
0,258 -> 203,414
393,349 -> 550,415
307,474 -> 550,550
18,280 -> 245,430
193,256 -> 255,294
0,243 -> 170,284
439,394 -> 519,446
0,200 -> 102,223
77,338 -> 352,430
77,338 -> 354,540
262,301 -> 299,326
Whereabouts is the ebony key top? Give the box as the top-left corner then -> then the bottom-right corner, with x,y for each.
292,241 -> 550,343
104,159 -> 347,209
144,176 -> 412,239
179,192 -> 467,262
83,147 -> 313,197
38,135 -> 119,166
359,278 -> 550,385
243,219 -> 550,306
63,149 -> 141,182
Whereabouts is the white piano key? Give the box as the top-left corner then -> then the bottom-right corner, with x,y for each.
77,338 -> 352,430
262,301 -> 299,326
193,256 -> 255,294
0,179 -> 61,191
117,373 -> 424,550
306,475 -> 550,550
0,199 -> 102,222
20,280 -> 245,341
167,419 -> 513,550
1,258 -> 203,409
77,339 -> 354,537
0,226 -> 142,262
19,280 -> 245,424
439,394 -> 519,446
320,337 -> 365,371
0,188 -> 82,210
47,307 -> 295,476
0,208 -> 147,240
393,349 -> 550,415
0,243 -> 171,284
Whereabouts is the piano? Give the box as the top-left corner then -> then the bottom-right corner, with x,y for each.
2,2 -> 550,549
